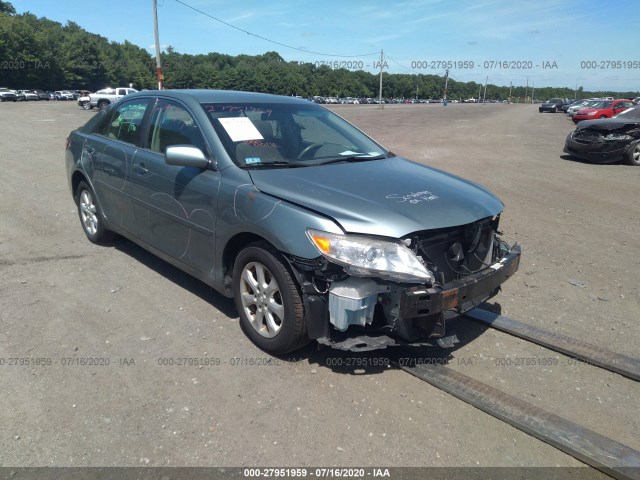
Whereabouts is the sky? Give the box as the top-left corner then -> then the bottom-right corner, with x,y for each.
11,0 -> 640,92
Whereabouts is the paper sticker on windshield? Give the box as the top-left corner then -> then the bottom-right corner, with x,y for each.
245,157 -> 262,165
339,150 -> 383,157
218,117 -> 264,142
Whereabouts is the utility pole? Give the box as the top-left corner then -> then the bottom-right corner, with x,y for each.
508,81 -> 512,103
378,49 -> 384,109
525,76 -> 528,102
531,80 -> 535,103
443,69 -> 449,106
482,75 -> 488,104
153,0 -> 164,90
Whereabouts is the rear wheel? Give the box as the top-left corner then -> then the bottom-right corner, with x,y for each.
75,181 -> 115,243
624,141 -> 640,166
97,100 -> 109,110
233,243 -> 307,355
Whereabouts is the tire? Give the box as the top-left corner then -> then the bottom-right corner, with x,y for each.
552,106 -> 557,113
75,181 -> 114,243
624,141 -> 640,166
233,243 -> 307,355
97,100 -> 109,110
81,101 -> 91,110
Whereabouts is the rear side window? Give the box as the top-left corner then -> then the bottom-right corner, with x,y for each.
93,99 -> 150,145
145,99 -> 207,153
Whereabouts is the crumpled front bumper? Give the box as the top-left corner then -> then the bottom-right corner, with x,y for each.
563,135 -> 629,164
400,244 -> 521,320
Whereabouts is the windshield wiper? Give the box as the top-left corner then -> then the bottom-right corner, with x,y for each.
239,161 -> 308,169
319,152 -> 392,166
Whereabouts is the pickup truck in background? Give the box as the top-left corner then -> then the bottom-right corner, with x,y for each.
78,87 -> 138,110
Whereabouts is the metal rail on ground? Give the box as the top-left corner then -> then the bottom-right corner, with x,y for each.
464,308 -> 640,382
398,363 -> 640,480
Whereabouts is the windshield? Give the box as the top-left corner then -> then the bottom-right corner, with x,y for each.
201,102 -> 387,167
614,106 -> 640,119
594,101 -> 612,109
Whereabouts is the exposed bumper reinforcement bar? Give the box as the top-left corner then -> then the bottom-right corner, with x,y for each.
400,244 -> 521,319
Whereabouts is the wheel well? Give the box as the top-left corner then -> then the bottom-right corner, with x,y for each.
223,233 -> 273,280
71,171 -> 87,203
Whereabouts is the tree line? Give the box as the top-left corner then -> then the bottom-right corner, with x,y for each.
1,4 -> 637,101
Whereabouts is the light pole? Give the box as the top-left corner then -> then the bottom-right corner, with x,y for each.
153,0 -> 164,90
443,69 -> 449,106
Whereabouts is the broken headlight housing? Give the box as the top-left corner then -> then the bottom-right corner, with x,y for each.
306,229 -> 434,284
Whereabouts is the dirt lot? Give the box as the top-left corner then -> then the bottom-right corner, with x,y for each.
0,101 -> 638,474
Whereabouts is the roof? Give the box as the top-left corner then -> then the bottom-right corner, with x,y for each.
131,89 -> 310,105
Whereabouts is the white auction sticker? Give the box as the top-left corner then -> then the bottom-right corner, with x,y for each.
218,117 -> 264,142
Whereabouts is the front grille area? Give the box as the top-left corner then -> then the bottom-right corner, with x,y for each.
411,218 -> 496,284
572,129 -> 604,143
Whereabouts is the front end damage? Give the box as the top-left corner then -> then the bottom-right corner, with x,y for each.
288,216 -> 520,352
564,123 -> 640,164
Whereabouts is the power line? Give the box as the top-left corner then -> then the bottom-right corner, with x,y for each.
173,0 -> 378,58
385,54 -> 420,74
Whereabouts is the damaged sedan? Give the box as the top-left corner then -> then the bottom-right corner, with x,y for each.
564,105 -> 640,166
66,90 -> 520,355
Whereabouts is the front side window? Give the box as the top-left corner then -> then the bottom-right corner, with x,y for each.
93,98 -> 150,144
201,102 -> 386,167
146,99 -> 207,153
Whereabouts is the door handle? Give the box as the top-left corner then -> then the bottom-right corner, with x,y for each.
84,146 -> 95,155
133,163 -> 148,174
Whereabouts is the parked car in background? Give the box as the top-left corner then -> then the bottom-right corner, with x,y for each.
562,99 -> 587,112
0,88 -> 18,102
567,100 -> 602,116
54,90 -> 75,100
65,89 -> 520,355
17,90 -> 39,101
564,105 -> 640,165
572,99 -> 637,123
539,98 -> 568,113
33,89 -> 51,101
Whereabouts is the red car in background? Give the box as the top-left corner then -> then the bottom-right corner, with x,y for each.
572,99 -> 637,123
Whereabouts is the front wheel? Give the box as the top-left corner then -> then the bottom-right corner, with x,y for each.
75,181 -> 114,243
624,141 -> 640,166
233,243 -> 307,355
81,101 -> 91,110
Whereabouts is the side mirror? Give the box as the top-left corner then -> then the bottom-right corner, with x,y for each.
165,145 -> 209,169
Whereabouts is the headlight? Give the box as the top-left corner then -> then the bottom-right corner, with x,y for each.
586,111 -> 598,116
604,133 -> 632,141
306,229 -> 434,284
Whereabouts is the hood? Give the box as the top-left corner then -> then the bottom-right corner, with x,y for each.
248,157 -> 503,237
576,118 -> 640,131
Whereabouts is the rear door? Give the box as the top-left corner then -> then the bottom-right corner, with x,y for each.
87,97 -> 152,235
130,98 -> 219,275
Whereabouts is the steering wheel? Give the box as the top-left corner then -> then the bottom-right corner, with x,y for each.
296,143 -> 324,160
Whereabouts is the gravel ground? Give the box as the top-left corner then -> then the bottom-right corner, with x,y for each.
0,101 -> 638,476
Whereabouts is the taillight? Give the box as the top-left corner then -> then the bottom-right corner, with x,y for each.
65,136 -> 71,150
